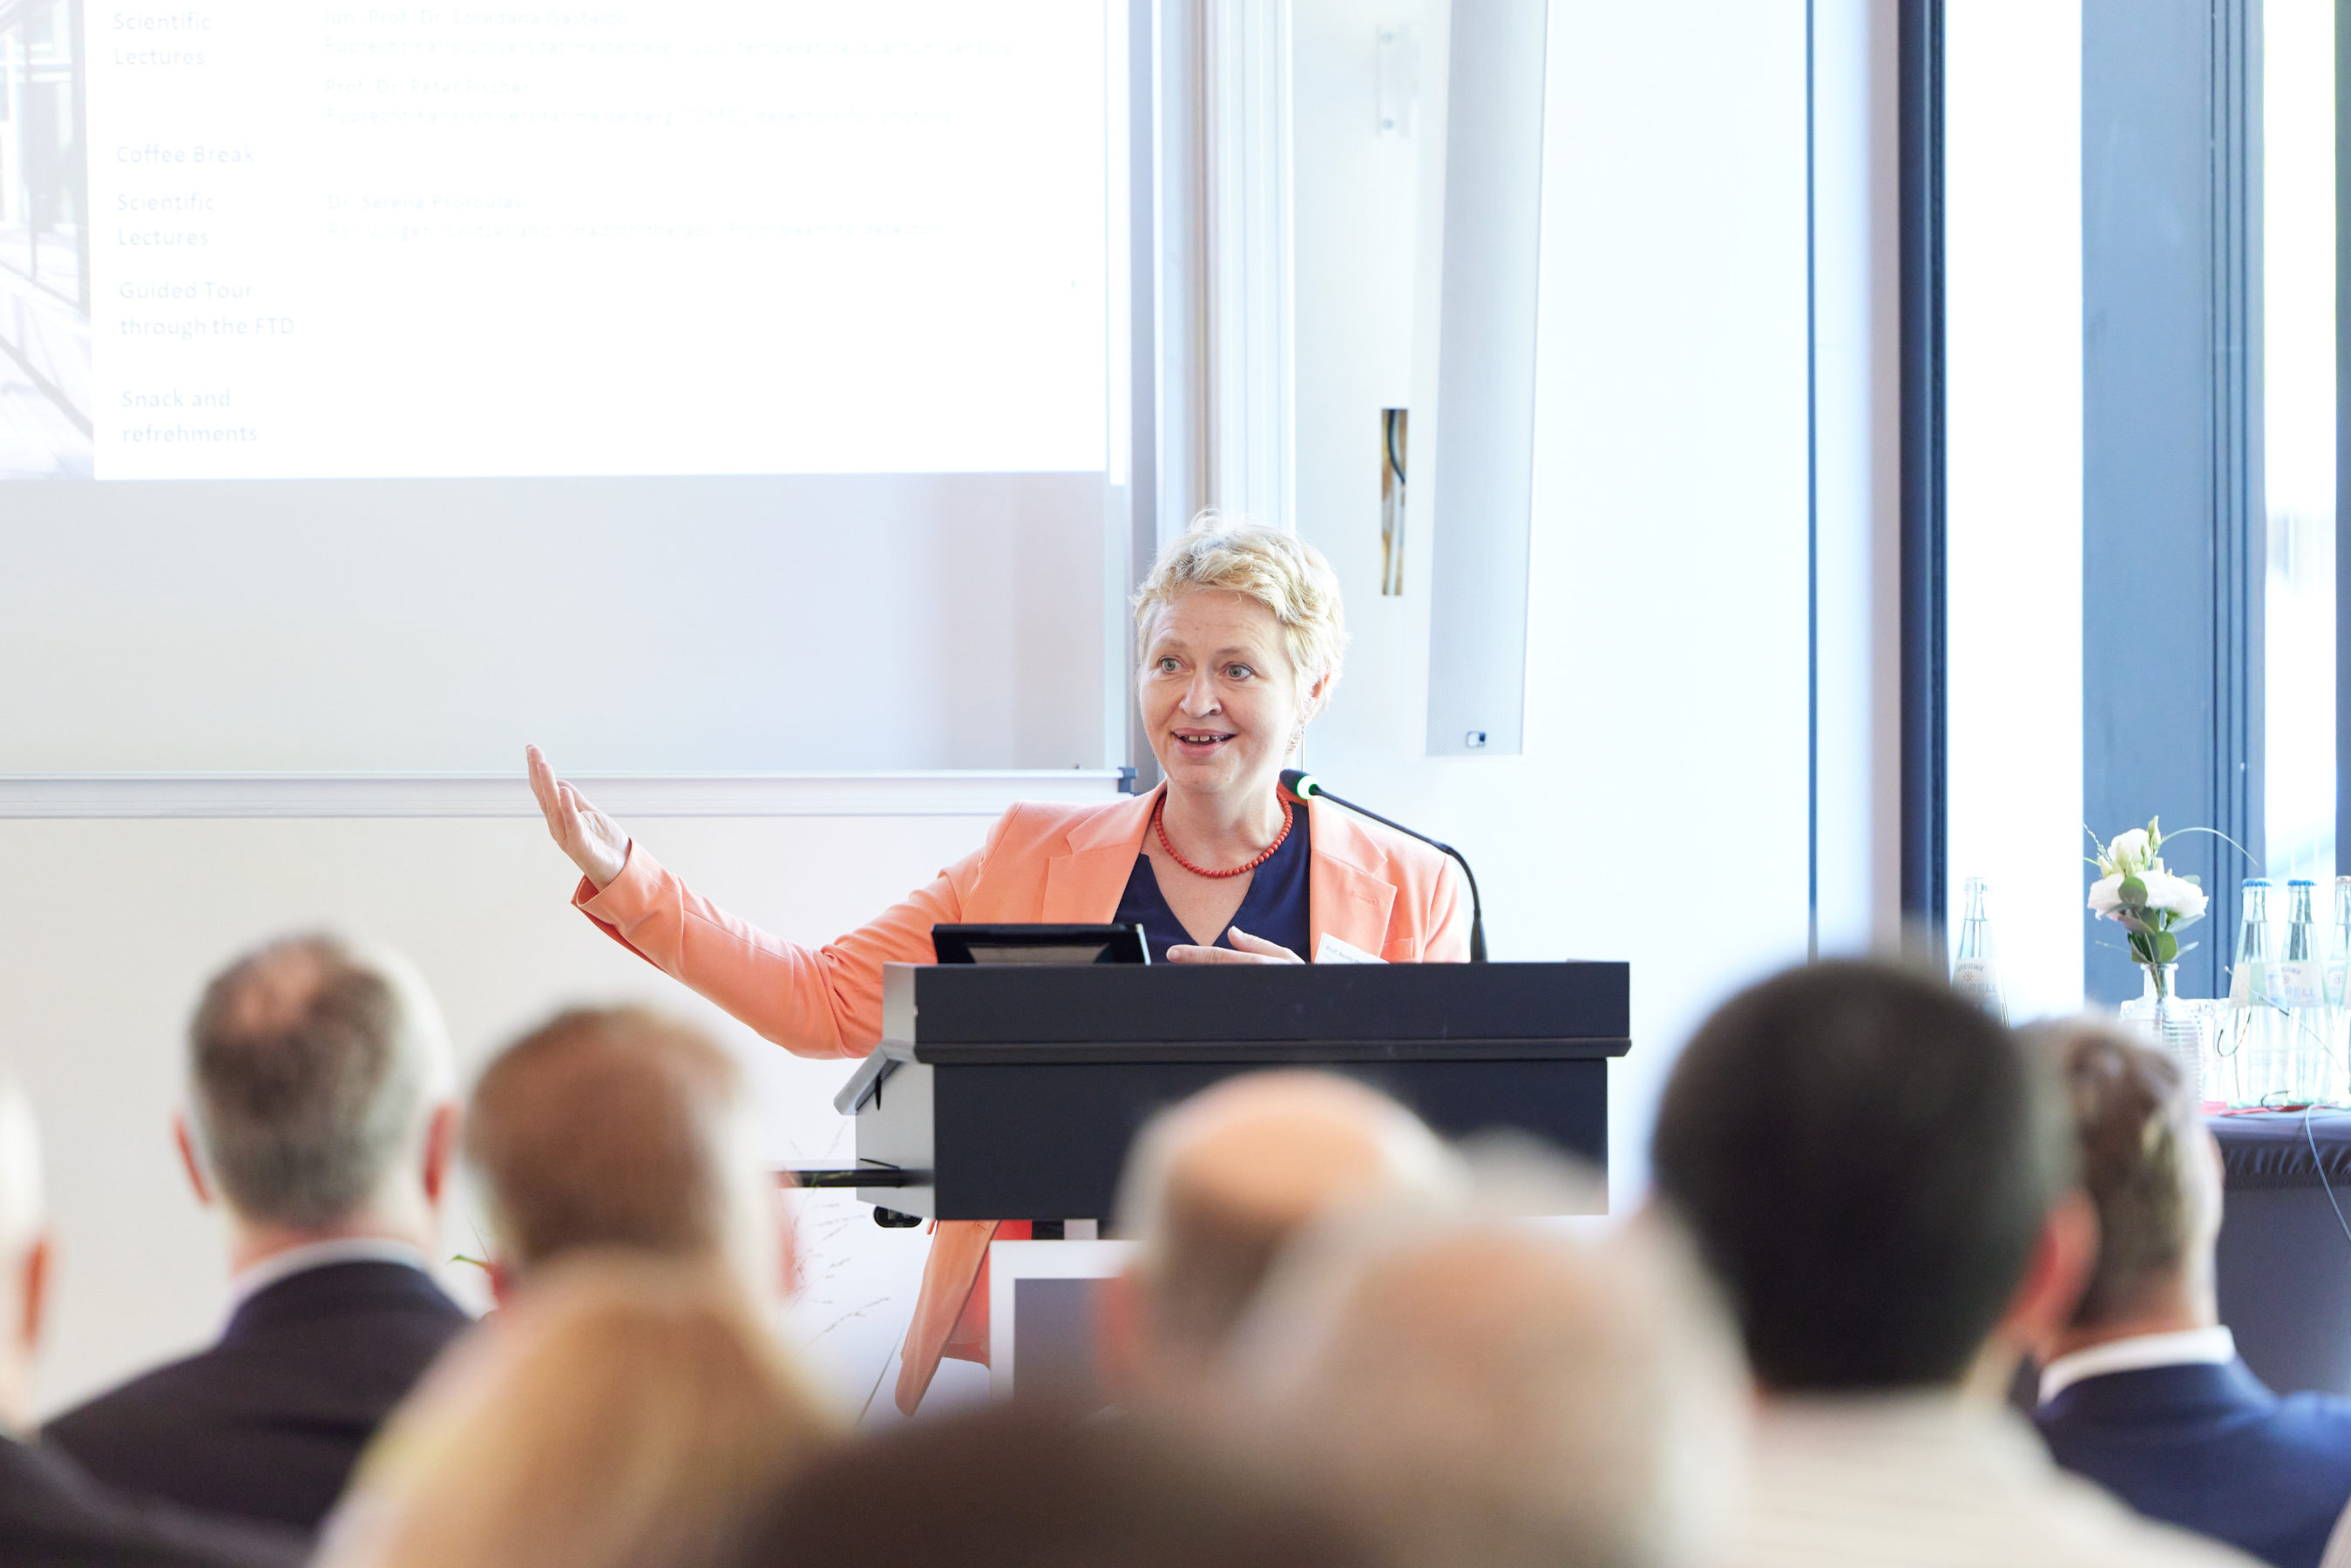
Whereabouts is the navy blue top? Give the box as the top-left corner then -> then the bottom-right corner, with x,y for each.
1113,805 -> 1313,963
2036,1358 -> 2351,1568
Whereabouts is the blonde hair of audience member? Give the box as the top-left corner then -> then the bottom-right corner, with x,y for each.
1233,1170 -> 1749,1568
0,1080 -> 48,1431
464,1007 -> 788,1305
319,1254 -> 837,1568
1097,1071 -> 1465,1411
177,934 -> 458,1273
2029,1019 -> 2225,1355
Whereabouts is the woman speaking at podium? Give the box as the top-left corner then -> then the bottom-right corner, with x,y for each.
525,516 -> 1467,1411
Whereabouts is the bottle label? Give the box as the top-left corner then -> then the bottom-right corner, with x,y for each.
2275,958 -> 2327,1010
2232,962 -> 2265,1008
1952,959 -> 2000,1008
2329,957 -> 2349,1007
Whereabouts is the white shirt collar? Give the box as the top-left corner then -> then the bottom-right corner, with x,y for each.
229,1238 -> 431,1309
2038,1326 -> 2235,1404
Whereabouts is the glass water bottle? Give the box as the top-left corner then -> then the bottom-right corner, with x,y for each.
2228,880 -> 2280,1106
2281,880 -> 2331,1103
1952,877 -> 2006,1023
2331,877 -> 2351,1104
2329,877 -> 2351,1004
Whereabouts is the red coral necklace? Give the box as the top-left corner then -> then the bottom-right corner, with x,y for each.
1154,794 -> 1294,879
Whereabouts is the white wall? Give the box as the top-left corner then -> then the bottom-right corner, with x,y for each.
1294,0 -> 1821,1206
0,812 -> 1002,1422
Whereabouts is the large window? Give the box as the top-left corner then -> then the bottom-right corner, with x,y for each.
1937,0 -> 2339,1013
0,0 -> 83,306
2264,0 -> 2337,883
0,0 -> 87,478
1941,0 -> 2084,1020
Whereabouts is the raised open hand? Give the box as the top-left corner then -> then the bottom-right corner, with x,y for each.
1165,927 -> 1304,965
525,744 -> 630,889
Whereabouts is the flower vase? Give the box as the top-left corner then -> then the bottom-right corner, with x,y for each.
2120,962 -> 2212,1105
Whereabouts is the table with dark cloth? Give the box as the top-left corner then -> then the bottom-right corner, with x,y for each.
2212,1111 -> 2351,1396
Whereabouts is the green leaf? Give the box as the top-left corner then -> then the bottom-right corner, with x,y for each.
2154,930 -> 2178,963
2120,874 -> 2147,904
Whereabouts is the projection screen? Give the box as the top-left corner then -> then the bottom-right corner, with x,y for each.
0,1 -> 1121,774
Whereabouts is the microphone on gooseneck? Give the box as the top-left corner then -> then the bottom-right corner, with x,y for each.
1280,768 -> 1488,963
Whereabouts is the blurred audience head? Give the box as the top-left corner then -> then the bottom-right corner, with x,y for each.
2029,1018 -> 2223,1348
0,1078 -> 46,1430
180,933 -> 457,1250
1101,1070 -> 1463,1409
465,1005 -> 784,1302
731,1401 -> 1374,1568
1233,1165 -> 1747,1568
1651,959 -> 2089,1396
319,1254 -> 835,1568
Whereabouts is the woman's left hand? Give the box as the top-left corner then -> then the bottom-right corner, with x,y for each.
1166,927 -> 1304,964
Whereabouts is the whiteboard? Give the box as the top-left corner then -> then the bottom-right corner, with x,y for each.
0,472 -> 1112,774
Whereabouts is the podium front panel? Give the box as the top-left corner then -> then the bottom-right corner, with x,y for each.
859,1057 -> 1609,1219
853,962 -> 1628,1220
968,1058 -> 1601,1219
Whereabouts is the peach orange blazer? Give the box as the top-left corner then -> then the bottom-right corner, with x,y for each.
573,783 -> 1467,1412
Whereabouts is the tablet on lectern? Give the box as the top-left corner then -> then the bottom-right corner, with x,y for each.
930,924 -> 1150,966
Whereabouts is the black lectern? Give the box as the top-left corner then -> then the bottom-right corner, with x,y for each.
832,961 -> 1629,1220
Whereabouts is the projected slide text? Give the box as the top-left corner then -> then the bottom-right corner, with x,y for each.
0,2 -> 1108,479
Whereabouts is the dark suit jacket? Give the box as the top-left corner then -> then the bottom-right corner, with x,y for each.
2037,1357 -> 2351,1568
44,1259 -> 471,1534
0,1434 -> 304,1567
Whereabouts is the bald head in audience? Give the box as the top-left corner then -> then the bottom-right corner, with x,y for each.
464,1006 -> 789,1303
178,933 -> 458,1263
1099,1071 -> 1463,1411
1239,1208 -> 1747,1568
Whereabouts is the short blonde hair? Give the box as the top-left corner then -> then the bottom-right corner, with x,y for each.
1135,513 -> 1348,690
320,1255 -> 837,1568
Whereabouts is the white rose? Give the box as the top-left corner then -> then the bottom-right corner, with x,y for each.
2087,873 -> 2125,918
2106,828 -> 2152,875
2141,868 -> 2207,921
